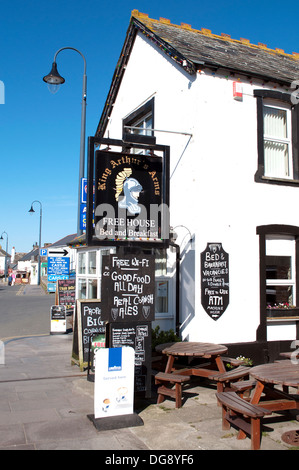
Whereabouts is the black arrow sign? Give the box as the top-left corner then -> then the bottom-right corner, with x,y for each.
48,249 -> 69,256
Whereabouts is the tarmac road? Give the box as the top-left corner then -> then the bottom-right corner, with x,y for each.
0,283 -> 54,341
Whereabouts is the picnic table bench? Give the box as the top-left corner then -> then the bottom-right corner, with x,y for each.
155,372 -> 190,408
216,391 -> 272,450
208,366 -> 251,393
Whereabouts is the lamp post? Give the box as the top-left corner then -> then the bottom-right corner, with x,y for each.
28,201 -> 42,285
43,47 -> 87,236
0,231 -> 8,282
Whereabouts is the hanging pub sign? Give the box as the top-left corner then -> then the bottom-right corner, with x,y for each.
101,253 -> 155,323
94,150 -> 169,243
201,243 -> 229,321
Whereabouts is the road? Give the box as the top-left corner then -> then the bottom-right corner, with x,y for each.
0,283 -> 55,341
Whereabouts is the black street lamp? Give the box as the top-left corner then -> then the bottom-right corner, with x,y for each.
0,231 -> 8,282
28,201 -> 42,285
43,47 -> 87,236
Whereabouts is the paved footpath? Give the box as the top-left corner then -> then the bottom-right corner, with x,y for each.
0,333 -> 298,452
0,284 -> 298,452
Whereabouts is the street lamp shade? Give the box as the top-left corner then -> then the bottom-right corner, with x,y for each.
43,62 -> 65,93
28,205 -> 35,213
43,62 -> 65,85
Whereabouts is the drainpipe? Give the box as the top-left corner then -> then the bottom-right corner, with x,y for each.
169,241 -> 181,337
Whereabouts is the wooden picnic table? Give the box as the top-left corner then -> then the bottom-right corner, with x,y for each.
156,342 -> 252,408
161,341 -> 228,377
249,361 -> 299,412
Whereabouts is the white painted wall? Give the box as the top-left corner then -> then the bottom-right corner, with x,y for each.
104,32 -> 297,343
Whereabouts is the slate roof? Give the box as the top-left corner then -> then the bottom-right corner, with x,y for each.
96,10 -> 299,137
132,11 -> 299,83
49,233 -> 77,247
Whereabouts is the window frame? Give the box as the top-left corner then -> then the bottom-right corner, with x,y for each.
122,98 -> 156,145
76,248 -> 115,300
254,89 -> 299,185
256,225 -> 299,342
266,235 -> 296,308
263,100 -> 293,179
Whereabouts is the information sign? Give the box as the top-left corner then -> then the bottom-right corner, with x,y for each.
57,279 -> 76,313
108,321 -> 151,396
50,305 -> 66,334
48,256 -> 70,276
201,242 -> 229,321
94,347 -> 134,419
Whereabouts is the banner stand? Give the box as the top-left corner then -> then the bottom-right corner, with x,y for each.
87,413 -> 143,431
88,346 -> 144,431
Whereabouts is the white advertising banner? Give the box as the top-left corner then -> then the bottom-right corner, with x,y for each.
94,347 -> 134,419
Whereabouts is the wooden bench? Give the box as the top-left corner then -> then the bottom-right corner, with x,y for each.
155,372 -> 190,408
209,366 -> 251,393
230,380 -> 257,398
216,391 -> 272,450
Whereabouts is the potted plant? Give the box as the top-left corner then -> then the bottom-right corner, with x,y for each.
266,302 -> 299,318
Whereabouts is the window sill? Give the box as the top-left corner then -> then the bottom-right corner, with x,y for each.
267,316 -> 299,322
257,175 -> 299,187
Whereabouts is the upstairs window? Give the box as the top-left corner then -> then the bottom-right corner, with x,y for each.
122,97 -> 155,146
130,112 -> 153,139
263,102 -> 292,178
254,90 -> 299,184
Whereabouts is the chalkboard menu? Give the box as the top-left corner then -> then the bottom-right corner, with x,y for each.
72,300 -> 106,370
101,254 -> 155,323
201,243 -> 229,321
57,279 -> 76,313
108,321 -> 152,397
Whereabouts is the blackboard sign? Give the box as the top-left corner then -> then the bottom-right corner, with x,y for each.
72,300 -> 106,370
101,254 -> 155,323
201,243 -> 229,321
56,279 -> 76,313
108,321 -> 152,397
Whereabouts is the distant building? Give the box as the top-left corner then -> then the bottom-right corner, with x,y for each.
0,246 -> 10,277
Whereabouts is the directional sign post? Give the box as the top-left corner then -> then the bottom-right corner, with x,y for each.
47,248 -> 70,291
48,257 -> 70,276
48,248 -> 69,257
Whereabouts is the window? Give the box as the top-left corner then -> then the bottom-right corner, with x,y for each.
254,90 -> 299,184
266,236 -> 295,308
257,225 -> 299,342
130,112 -> 153,139
122,98 -> 156,145
77,249 -> 115,300
263,102 -> 292,178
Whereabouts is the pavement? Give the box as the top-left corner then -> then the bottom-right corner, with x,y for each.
0,285 -> 299,452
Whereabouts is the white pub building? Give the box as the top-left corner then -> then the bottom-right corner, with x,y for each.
71,10 -> 299,363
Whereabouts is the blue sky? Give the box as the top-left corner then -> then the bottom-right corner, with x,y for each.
0,0 -> 298,253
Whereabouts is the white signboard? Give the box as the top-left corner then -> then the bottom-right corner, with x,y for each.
94,347 -> 134,419
50,305 -> 66,334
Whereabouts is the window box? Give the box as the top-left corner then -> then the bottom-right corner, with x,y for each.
267,307 -> 299,318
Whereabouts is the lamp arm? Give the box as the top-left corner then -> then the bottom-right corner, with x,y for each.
53,47 -> 87,75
